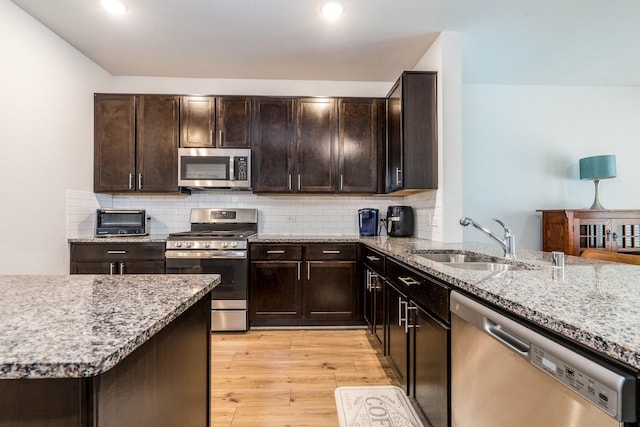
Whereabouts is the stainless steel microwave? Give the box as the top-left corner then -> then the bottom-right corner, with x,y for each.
178,148 -> 251,189
96,209 -> 148,236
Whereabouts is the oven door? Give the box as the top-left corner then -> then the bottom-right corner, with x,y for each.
165,250 -> 247,300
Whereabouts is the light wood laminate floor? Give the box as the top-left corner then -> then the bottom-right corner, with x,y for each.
211,329 -> 400,426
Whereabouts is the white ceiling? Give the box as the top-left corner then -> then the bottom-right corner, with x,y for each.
11,0 -> 640,86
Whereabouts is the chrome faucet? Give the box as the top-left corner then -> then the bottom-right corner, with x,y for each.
460,217 -> 516,259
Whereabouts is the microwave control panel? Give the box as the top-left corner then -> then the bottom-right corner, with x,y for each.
235,157 -> 248,181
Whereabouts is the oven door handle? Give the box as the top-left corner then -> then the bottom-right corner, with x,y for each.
164,251 -> 247,259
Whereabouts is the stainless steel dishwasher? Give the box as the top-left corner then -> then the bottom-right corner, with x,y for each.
450,291 -> 636,427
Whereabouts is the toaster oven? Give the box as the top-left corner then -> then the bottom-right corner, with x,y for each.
96,209 -> 148,236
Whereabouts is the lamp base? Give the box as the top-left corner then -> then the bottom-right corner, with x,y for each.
589,179 -> 605,210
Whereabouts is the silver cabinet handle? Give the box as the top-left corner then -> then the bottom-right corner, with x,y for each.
119,262 -> 125,275
398,298 -> 406,327
107,250 -> 127,254
366,255 -> 380,262
267,250 -> 285,254
340,174 -> 344,191
109,262 -> 116,275
138,173 -> 143,190
297,261 -> 301,281
398,276 -> 420,286
298,174 -> 301,191
366,270 -> 372,291
406,303 -> 417,333
288,174 -> 292,191
322,250 -> 341,254
219,129 -> 223,146
396,167 -> 402,185
128,173 -> 133,190
307,261 -> 311,281
210,129 -> 214,146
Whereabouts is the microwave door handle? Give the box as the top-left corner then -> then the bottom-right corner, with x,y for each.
229,157 -> 235,182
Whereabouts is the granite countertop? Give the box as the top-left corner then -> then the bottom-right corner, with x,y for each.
0,274 -> 219,379
68,234 -> 169,243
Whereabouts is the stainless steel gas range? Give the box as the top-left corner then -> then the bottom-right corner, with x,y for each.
165,208 -> 257,332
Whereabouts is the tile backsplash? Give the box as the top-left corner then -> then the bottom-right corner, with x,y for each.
66,190 -> 440,239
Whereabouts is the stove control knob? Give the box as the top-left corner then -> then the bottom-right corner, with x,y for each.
175,242 -> 182,248
186,242 -> 192,248
222,242 -> 229,248
231,242 -> 238,248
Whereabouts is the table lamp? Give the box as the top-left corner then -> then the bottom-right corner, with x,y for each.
579,155 -> 616,209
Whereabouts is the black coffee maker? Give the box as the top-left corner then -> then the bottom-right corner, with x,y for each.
358,208 -> 379,236
386,206 -> 414,237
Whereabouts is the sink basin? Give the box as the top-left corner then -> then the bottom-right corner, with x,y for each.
415,252 -> 489,263
442,262 -> 521,271
413,250 -> 532,272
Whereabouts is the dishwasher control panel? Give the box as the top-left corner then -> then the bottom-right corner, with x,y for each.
531,345 -> 618,417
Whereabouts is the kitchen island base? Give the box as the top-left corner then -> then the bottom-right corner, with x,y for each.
0,294 -> 211,427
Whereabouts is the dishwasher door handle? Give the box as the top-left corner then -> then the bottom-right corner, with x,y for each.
483,317 -> 530,356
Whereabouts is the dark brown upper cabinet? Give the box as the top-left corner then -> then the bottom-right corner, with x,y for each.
251,97 -> 296,193
180,96 -> 251,148
386,71 -> 438,193
296,98 -> 336,193
94,94 -> 179,193
338,98 -> 385,194
252,97 -> 383,194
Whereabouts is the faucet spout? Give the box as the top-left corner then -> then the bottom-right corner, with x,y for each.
459,217 -> 516,259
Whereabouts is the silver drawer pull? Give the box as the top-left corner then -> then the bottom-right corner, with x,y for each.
366,255 -> 380,261
323,250 -> 341,254
398,276 -> 420,286
266,250 -> 285,254
107,250 -> 127,254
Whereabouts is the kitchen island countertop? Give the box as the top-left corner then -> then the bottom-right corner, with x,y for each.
0,274 -> 219,379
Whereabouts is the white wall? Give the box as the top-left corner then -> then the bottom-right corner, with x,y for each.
0,0 -> 112,274
462,84 -> 640,250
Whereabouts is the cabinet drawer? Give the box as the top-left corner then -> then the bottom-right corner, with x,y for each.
70,242 -> 165,261
250,244 -> 302,260
305,244 -> 357,260
385,258 -> 449,323
361,245 -> 385,274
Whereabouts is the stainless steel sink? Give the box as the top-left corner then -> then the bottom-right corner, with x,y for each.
415,252 -> 490,263
442,262 -> 520,271
414,251 -> 531,271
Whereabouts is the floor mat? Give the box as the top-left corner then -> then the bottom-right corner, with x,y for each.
334,385 -> 424,427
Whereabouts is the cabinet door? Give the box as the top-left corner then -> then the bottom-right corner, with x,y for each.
216,96 -> 251,148
137,96 -> 180,192
574,218 -> 612,253
611,218 -> 640,254
304,260 -> 357,321
338,98 -> 380,193
412,305 -> 449,427
386,82 -> 402,192
296,98 -> 336,192
250,261 -> 301,325
181,96 -> 215,147
373,275 -> 385,347
94,94 -> 136,192
121,261 -> 166,274
363,269 -> 374,330
386,282 -> 409,391
252,98 -> 295,192
70,261 -> 114,274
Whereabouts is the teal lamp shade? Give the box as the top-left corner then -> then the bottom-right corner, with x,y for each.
579,155 -> 617,180
579,155 -> 616,209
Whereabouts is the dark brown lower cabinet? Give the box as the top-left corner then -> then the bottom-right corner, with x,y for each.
250,259 -> 302,325
411,302 -> 450,427
384,256 -> 450,427
0,294 -> 210,427
386,281 -> 410,390
249,243 -> 360,326
69,242 -> 165,274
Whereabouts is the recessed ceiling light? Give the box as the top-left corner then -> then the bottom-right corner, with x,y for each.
321,1 -> 343,21
101,0 -> 128,15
